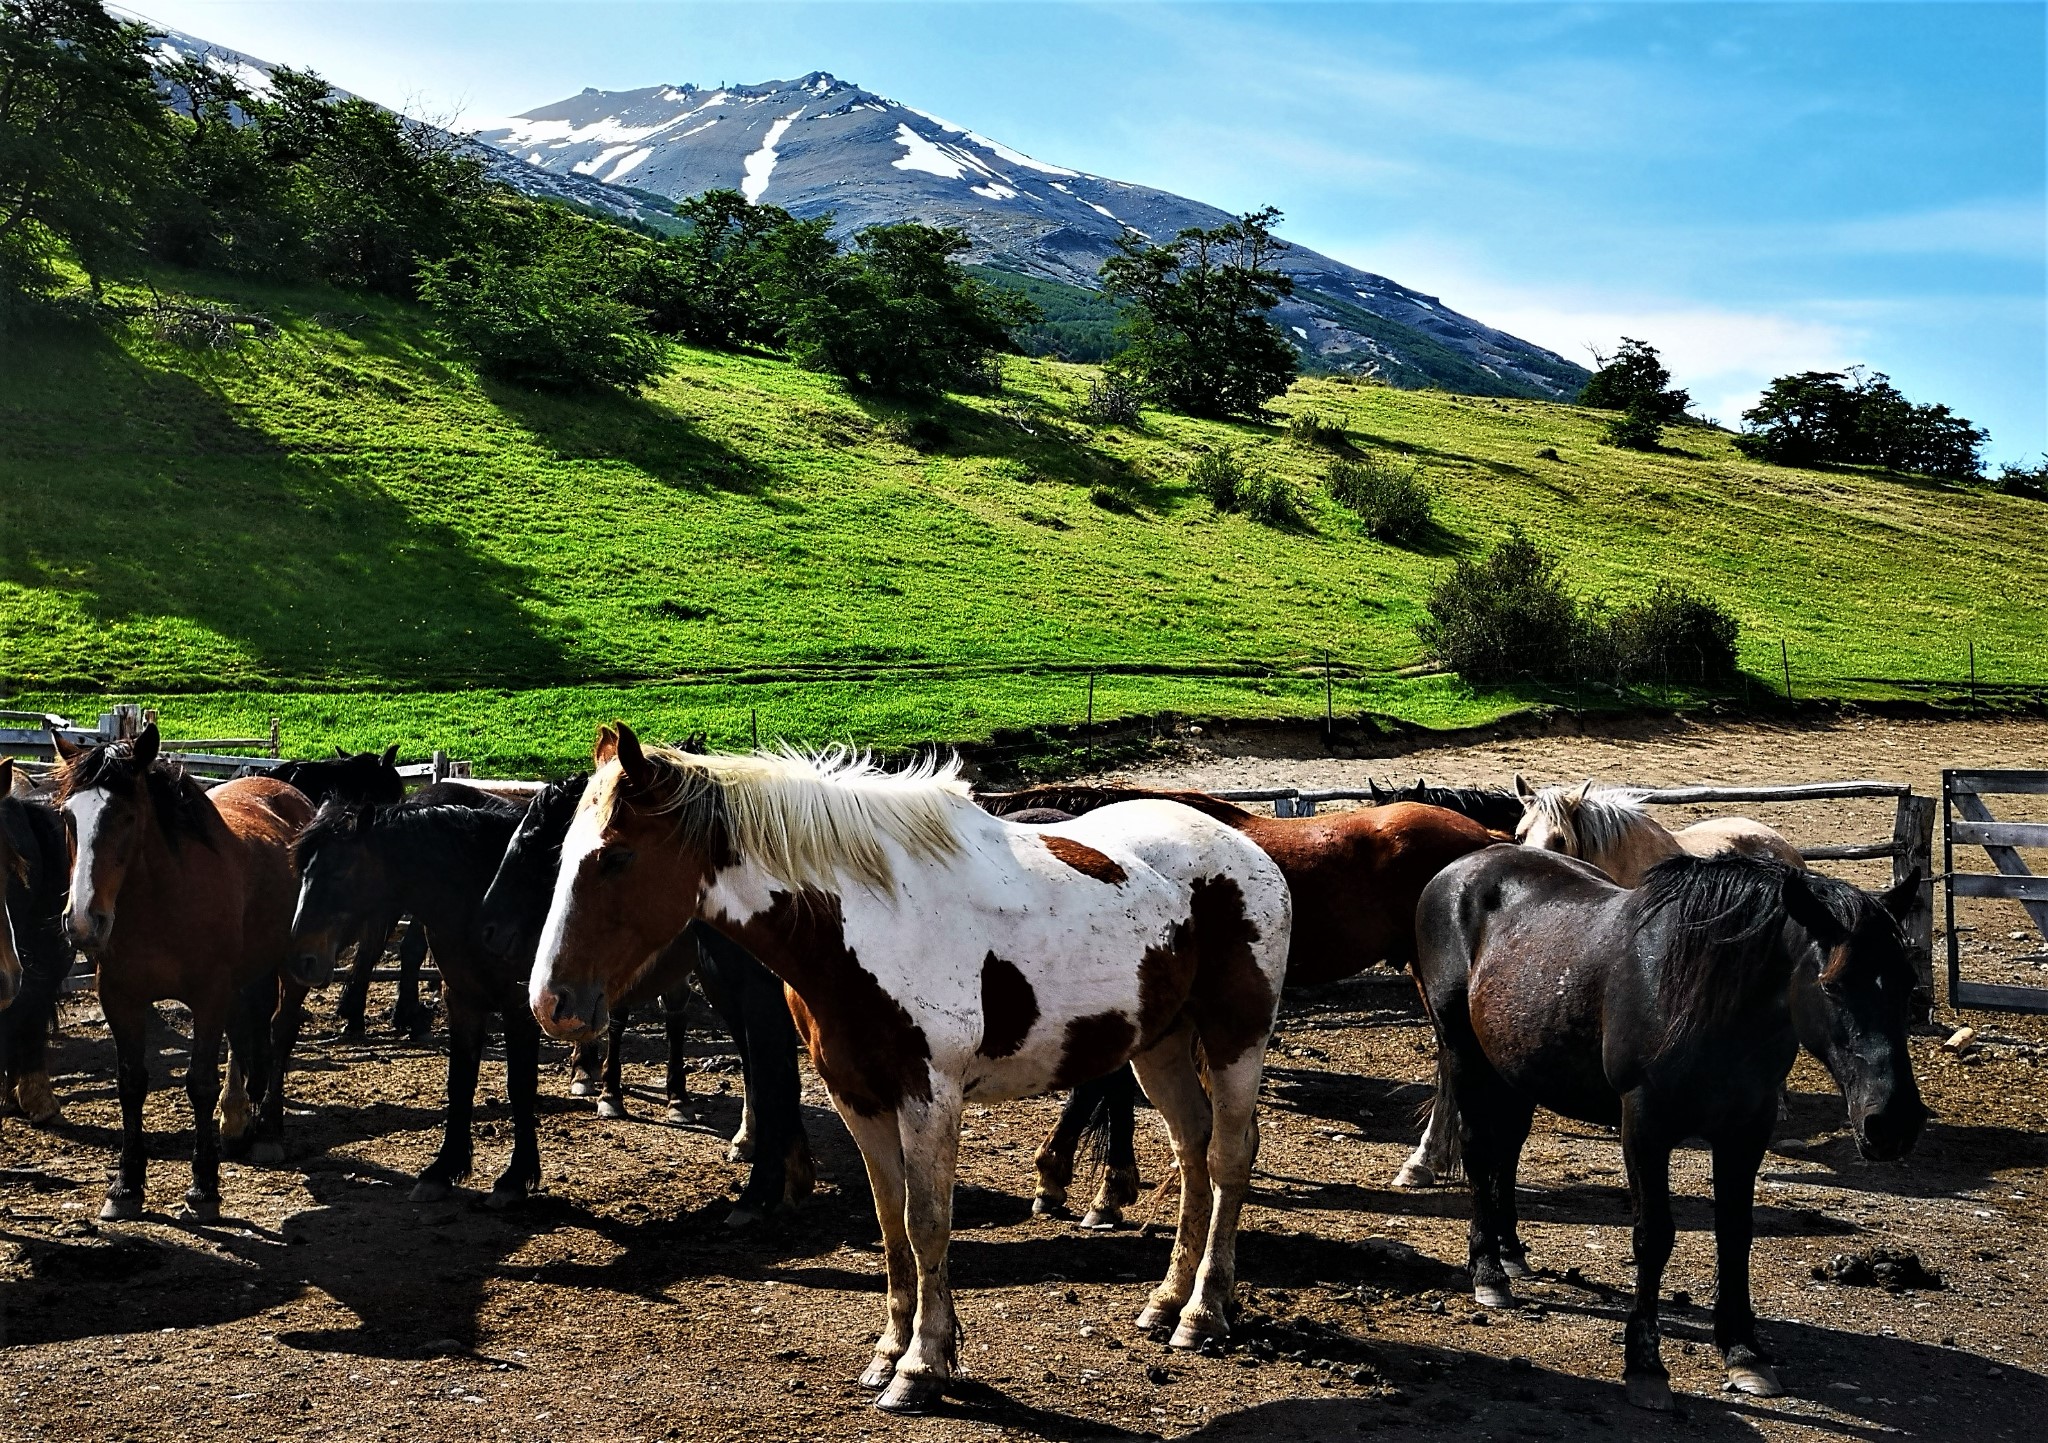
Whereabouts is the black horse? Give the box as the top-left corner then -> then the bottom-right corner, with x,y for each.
1367,776 -> 1523,833
289,792 -> 544,1206
1,760 -> 74,1125
476,774 -> 815,1227
270,746 -> 436,1039
1414,848 -> 1925,1409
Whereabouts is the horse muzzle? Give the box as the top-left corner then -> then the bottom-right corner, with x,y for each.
534,983 -> 608,1043
63,905 -> 113,953
1852,1096 -> 1928,1163
286,934 -> 340,989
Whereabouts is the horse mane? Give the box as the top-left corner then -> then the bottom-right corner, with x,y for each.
296,797 -> 517,869
593,746 -> 976,893
1525,783 -> 1661,856
1635,853 -> 1802,1047
979,785 -> 1256,827
1376,779 -> 1523,832
56,742 -> 218,851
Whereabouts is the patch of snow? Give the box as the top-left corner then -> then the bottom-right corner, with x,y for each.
971,182 -> 1019,201
1292,326 -> 1310,340
1412,299 -> 1435,311
902,104 -> 1079,176
606,147 -> 655,182
528,151 -> 544,164
742,109 -> 804,203
1085,201 -> 1122,222
891,123 -> 983,179
676,118 -> 719,140
573,142 -> 641,177
1355,290 -> 1373,301
489,113 -> 680,148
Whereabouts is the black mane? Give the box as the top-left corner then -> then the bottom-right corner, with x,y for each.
1373,778 -> 1523,832
58,741 -> 218,851
1635,853 -> 1811,1046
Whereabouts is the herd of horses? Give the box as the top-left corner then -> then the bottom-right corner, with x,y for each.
0,725 -> 1929,1415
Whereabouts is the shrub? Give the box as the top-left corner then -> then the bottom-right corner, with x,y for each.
883,415 -> 951,451
1995,459 -> 2047,500
419,241 -> 666,393
1189,448 -> 1247,510
1327,455 -> 1432,544
1417,528 -> 1590,683
1603,399 -> 1666,451
1081,375 -> 1142,426
1602,584 -> 1741,684
1239,473 -> 1302,527
1286,410 -> 1348,449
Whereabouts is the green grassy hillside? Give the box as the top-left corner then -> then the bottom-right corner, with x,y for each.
2,271 -> 2040,773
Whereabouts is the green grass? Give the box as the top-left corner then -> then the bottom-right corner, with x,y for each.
3,269 -> 2041,774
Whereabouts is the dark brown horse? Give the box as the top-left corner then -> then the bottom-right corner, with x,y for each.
1415,848 -> 1925,1408
0,758 -> 24,1009
2,756 -> 72,1125
983,784 -> 1501,1224
54,725 -> 313,1220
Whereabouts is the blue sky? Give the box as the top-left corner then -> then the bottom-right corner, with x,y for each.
126,2 -> 2046,464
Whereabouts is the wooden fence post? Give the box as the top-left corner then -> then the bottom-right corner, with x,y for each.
269,716 -> 281,759
1892,792 -> 1937,1019
431,749 -> 450,784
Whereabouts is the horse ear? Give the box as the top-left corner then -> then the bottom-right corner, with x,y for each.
334,745 -> 349,759
51,729 -> 82,763
133,723 -> 160,768
1513,773 -> 1535,803
381,744 -> 399,768
593,725 -> 619,766
1568,778 -> 1592,812
614,722 -> 653,789
1879,872 -> 1919,924
0,756 -> 13,795
1367,778 -> 1385,804
1783,870 -> 1850,949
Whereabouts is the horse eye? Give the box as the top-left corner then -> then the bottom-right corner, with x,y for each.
599,847 -> 636,877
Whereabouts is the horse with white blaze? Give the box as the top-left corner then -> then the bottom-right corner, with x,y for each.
529,724 -> 1292,1412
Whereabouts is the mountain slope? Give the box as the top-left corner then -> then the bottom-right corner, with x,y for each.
2,270 -> 2036,773
474,75 -> 1590,398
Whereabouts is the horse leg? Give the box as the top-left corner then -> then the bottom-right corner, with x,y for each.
487,1005 -> 543,1209
1449,1050 -> 1521,1309
569,1035 -> 602,1099
877,1085 -> 965,1412
1128,1027 -> 1215,1335
1712,1129 -> 1781,1397
661,986 -> 691,1119
1621,1101 -> 1678,1411
836,1102 -> 916,1396
1084,1065 -> 1142,1230
99,999 -> 151,1221
1394,1052 -> 1464,1189
1167,1041 -> 1263,1347
1031,1085 -> 1092,1218
721,958 -> 810,1226
596,1005 -> 629,1119
334,917 -> 383,1040
1490,1098 -> 1537,1280
219,976 -> 270,1160
181,1007 -> 226,1221
393,921 -> 433,1039
4,956 -> 63,1125
414,993 -> 483,1201
253,978 -> 306,1165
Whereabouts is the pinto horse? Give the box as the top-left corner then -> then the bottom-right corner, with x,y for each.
1513,776 -> 1803,885
54,725 -> 312,1220
531,726 -> 1293,1410
290,792 -> 543,1206
1415,848 -> 1924,1408
476,773 -> 815,1226
981,784 -> 1500,1226
2,758 -> 74,1123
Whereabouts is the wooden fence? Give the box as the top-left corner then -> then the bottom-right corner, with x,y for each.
1942,769 -> 2048,1014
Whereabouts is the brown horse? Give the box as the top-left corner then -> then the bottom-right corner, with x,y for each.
54,725 -> 312,1221
0,758 -> 23,1009
982,785 -> 1502,1224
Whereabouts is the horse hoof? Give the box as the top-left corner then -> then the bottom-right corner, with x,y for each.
858,1356 -> 898,1390
338,1022 -> 367,1043
1170,1316 -> 1226,1350
99,1192 -> 143,1222
724,1205 -> 765,1230
666,1106 -> 691,1127
1626,1374 -> 1676,1412
568,1077 -> 596,1098
1031,1192 -> 1068,1218
1134,1303 -> 1179,1333
410,1179 -> 453,1203
251,1141 -> 284,1166
875,1371 -> 944,1413
1079,1206 -> 1123,1230
180,1190 -> 220,1223
1502,1254 -> 1533,1280
1724,1361 -> 1783,1398
15,1075 -> 60,1125
726,1138 -> 754,1163
484,1187 -> 527,1213
1391,1161 -> 1437,1189
1473,1281 -> 1517,1309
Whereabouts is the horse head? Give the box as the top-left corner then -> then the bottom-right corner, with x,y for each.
53,723 -> 171,953
288,801 -> 387,988
1513,776 -> 1592,854
477,772 -> 589,960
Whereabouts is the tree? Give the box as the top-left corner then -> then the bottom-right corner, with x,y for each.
1580,338 -> 1691,451
1098,207 -> 1297,419
1734,367 -> 1986,480
0,0 -> 171,296
625,188 -> 830,348
779,221 -> 1035,394
419,203 -> 666,392
1417,527 -> 1588,683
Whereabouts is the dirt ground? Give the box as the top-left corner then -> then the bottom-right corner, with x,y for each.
3,713 -> 2046,1443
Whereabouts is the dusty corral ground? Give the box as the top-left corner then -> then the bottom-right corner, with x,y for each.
3,714 -> 2045,1443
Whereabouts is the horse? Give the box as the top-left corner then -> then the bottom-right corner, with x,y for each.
1415,848 -> 1925,1409
531,725 -> 1293,1411
0,758 -> 24,1007
1367,776 -> 1525,833
1513,776 -> 1803,886
1,758 -> 74,1124
980,784 -> 1499,1227
289,791 -> 543,1206
53,725 -> 313,1220
475,773 -> 816,1226
270,746 -> 434,1039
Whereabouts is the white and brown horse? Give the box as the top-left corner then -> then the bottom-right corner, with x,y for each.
529,725 -> 1292,1411
1392,775 -> 1806,1189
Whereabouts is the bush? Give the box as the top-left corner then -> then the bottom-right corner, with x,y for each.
419,239 -> 666,393
1286,410 -> 1348,449
1239,473 -> 1302,527
1081,375 -> 1141,426
1189,448 -> 1247,510
1327,455 -> 1431,543
883,415 -> 951,451
1602,584 -> 1741,684
1603,399 -> 1666,451
1417,528 -> 1590,683
1995,459 -> 2047,500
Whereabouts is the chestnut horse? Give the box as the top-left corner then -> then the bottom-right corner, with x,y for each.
1415,849 -> 1924,1407
530,726 -> 1292,1411
981,785 -> 1501,1225
55,725 -> 312,1220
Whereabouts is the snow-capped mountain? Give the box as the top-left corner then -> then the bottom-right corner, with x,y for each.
476,74 -> 1588,397
145,28 -> 674,230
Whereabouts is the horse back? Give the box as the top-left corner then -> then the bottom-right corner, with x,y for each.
204,778 -> 311,968
1675,817 -> 1805,870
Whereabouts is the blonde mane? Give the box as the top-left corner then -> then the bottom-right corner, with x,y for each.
1525,784 -> 1666,857
586,744 -> 977,892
